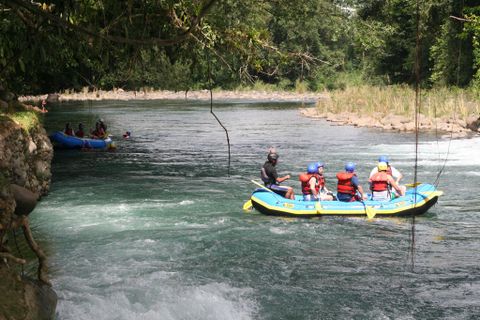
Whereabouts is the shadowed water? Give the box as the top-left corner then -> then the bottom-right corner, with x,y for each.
31,100 -> 480,319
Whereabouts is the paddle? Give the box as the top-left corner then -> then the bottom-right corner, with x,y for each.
250,179 -> 274,192
364,204 -> 376,219
358,192 -> 376,219
405,182 -> 422,187
243,180 -> 274,212
243,200 -> 253,212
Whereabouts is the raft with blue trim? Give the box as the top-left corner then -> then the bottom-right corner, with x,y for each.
50,131 -> 113,150
247,183 -> 442,218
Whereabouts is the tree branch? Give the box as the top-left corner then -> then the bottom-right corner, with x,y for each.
449,15 -> 472,22
4,0 -> 217,46
0,252 -> 26,265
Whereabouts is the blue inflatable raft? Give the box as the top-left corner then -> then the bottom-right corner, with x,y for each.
246,183 -> 442,218
50,131 -> 113,150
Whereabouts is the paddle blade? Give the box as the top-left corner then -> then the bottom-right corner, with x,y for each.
243,200 -> 253,212
405,182 -> 422,187
366,206 -> 376,219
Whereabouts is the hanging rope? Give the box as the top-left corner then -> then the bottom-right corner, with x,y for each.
207,53 -> 231,176
408,0 -> 422,271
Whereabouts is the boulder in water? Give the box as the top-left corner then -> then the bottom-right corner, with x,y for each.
11,184 -> 38,216
466,115 -> 480,132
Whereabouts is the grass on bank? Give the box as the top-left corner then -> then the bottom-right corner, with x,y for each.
1,102 -> 40,133
316,85 -> 480,121
9,111 -> 40,132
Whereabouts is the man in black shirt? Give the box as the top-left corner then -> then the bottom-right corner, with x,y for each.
260,152 -> 295,199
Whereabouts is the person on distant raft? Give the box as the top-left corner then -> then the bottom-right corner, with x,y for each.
75,123 -> 85,138
123,131 -> 131,139
98,118 -> 107,132
90,121 -> 106,139
64,122 -> 74,136
369,155 -> 406,196
336,162 -> 366,202
261,150 -> 295,200
369,162 -> 405,201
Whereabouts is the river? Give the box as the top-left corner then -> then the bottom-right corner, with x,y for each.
32,99 -> 480,319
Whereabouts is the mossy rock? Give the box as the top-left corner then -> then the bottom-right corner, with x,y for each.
0,267 -> 57,320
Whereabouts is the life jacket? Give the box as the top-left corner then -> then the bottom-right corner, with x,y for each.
64,128 -> 74,136
299,173 -> 322,195
336,172 -> 356,195
386,165 -> 393,177
369,172 -> 390,192
75,130 -> 84,138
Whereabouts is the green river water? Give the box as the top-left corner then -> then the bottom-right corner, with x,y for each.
30,99 -> 479,319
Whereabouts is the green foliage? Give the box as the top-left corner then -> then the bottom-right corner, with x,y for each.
9,111 -> 40,133
429,1 -> 475,87
0,0 -> 479,94
463,6 -> 480,91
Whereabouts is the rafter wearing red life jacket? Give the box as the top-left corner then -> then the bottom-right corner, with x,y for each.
64,128 -> 74,136
299,173 -> 324,195
369,171 -> 390,192
336,172 -> 356,195
386,165 -> 393,177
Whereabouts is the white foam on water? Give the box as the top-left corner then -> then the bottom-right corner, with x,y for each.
367,137 -> 480,168
173,221 -> 208,228
463,171 -> 480,176
35,198 -> 207,234
269,227 -> 292,235
57,281 -> 256,320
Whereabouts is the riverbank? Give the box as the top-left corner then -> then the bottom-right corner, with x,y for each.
1,91 -> 57,319
304,85 -> 480,138
19,88 -> 325,103
19,87 -> 480,138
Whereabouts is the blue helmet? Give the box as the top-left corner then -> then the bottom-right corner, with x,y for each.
307,163 -> 318,173
345,162 -> 356,172
316,161 -> 325,168
378,155 -> 389,163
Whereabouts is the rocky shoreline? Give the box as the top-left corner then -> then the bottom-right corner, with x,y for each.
20,89 -> 324,103
300,107 -> 480,139
1,89 -> 57,319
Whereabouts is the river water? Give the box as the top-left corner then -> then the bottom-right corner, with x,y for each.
32,100 -> 479,319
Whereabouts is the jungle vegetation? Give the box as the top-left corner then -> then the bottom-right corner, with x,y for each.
0,0 -> 480,95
